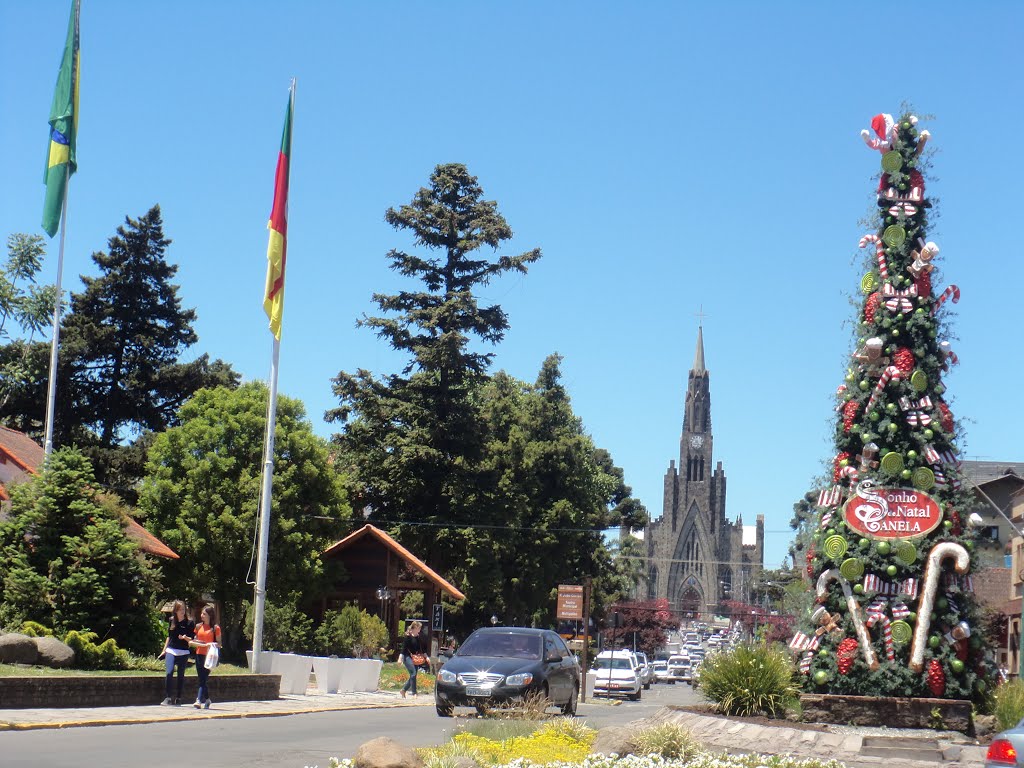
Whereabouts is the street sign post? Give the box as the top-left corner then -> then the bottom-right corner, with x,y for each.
556,584 -> 584,620
431,603 -> 444,632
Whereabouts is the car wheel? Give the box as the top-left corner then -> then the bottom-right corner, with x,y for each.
436,702 -> 454,717
560,684 -> 578,716
643,682 -> 651,690
629,688 -> 641,702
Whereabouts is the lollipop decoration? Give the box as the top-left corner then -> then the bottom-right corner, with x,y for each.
909,542 -> 970,673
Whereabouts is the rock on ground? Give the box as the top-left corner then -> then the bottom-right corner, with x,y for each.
449,758 -> 479,768
590,725 -> 638,756
34,636 -> 75,668
0,633 -> 39,665
354,736 -> 424,768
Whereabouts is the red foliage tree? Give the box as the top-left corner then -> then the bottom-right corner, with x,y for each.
604,598 -> 678,655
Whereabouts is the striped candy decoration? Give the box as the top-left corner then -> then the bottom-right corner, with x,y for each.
923,444 -> 942,465
799,651 -> 814,674
892,602 -> 911,619
789,632 -> 821,651
859,233 -> 890,280
820,512 -> 834,529
944,574 -> 974,593
838,465 -> 860,484
865,612 -> 895,661
940,449 -> 960,467
888,203 -> 919,216
933,284 -> 961,314
818,486 -> 842,508
939,341 -> 959,368
884,297 -> 914,314
865,597 -> 909,620
882,282 -> 919,298
866,365 -> 902,413
933,468 -> 947,486
863,575 -> 919,599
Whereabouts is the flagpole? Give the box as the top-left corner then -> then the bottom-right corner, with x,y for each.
251,78 -> 295,672
42,166 -> 70,460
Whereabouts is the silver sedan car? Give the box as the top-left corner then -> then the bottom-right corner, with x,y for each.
987,725 -> 1024,766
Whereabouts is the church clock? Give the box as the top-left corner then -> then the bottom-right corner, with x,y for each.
689,434 -> 704,449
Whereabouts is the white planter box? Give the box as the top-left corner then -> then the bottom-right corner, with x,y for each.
311,657 -> 344,694
350,659 -> 382,692
272,653 -> 314,695
245,650 -> 278,674
585,671 -> 597,699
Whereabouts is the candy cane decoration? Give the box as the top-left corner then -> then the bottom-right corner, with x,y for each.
866,365 -> 902,413
838,465 -> 860,484
909,542 -> 970,672
932,284 -> 960,314
865,612 -> 895,661
817,568 -> 878,671
859,234 -> 889,281
939,341 -> 959,368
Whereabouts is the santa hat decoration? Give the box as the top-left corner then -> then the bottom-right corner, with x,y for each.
871,113 -> 895,141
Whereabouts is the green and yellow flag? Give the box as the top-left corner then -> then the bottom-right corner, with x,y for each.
42,0 -> 80,238
263,89 -> 293,340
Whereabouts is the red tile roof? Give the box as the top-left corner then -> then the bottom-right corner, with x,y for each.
0,426 -> 177,560
324,524 -> 466,601
975,567 -> 1011,612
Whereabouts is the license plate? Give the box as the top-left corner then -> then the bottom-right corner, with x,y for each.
465,686 -> 490,697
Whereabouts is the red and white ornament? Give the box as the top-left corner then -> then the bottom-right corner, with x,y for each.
860,113 -> 896,153
932,284 -> 961,314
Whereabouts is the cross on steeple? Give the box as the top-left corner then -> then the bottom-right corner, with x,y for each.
694,305 -> 709,326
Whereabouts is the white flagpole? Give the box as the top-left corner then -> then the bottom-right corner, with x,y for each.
42,166 -> 70,460
251,79 -> 295,672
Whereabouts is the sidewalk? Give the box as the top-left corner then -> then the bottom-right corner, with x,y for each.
0,690 -> 433,731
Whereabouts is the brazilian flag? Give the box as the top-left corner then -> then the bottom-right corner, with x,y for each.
42,0 -> 80,238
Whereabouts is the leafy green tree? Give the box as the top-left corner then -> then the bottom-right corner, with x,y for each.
0,448 -> 162,653
243,596 -> 315,654
139,383 -> 351,654
0,234 -> 56,433
328,163 -> 540,580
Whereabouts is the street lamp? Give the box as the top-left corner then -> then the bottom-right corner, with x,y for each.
375,586 -> 391,621
751,610 -> 758,639
490,614 -> 499,626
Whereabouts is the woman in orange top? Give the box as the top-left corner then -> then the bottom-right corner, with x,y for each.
188,605 -> 221,709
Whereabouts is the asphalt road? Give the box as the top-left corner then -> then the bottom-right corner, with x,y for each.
0,682 -> 702,768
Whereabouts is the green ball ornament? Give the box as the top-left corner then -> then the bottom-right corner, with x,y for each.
854,583 -> 864,594
813,670 -> 829,686
923,429 -> 934,440
915,308 -> 925,315
819,648 -> 830,658
888,422 -> 899,433
970,637 -> 981,650
944,520 -> 953,529
859,380 -> 870,391
886,403 -> 897,414
901,469 -> 912,479
859,538 -> 870,549
935,384 -> 945,394
907,612 -> 917,623
827,528 -> 837,536
845,372 -> 856,383
891,329 -> 900,337
902,121 -> 911,129
899,183 -> 907,191
937,597 -> 948,610
886,565 -> 898,577
931,612 -> 938,622
965,540 -> 975,552
929,635 -> 941,649
907,450 -> 917,460
877,541 -> 891,556
977,680 -> 987,693
870,411 -> 880,421
951,659 -> 965,674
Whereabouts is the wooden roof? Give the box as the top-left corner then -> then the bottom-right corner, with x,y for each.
323,523 -> 466,601
0,426 -> 177,560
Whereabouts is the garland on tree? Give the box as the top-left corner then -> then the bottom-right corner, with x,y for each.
792,112 -> 996,702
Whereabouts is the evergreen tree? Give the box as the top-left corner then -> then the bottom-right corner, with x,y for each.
0,448 -> 162,653
139,383 -> 351,654
795,112 -> 994,702
328,164 -> 540,581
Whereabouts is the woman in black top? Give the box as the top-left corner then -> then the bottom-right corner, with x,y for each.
158,600 -> 194,705
400,621 -> 425,698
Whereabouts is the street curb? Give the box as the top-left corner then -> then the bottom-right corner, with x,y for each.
0,702 -> 414,731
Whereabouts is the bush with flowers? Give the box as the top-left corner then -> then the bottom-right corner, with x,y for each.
312,753 -> 848,768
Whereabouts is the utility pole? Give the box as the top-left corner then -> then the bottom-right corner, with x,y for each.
580,578 -> 592,703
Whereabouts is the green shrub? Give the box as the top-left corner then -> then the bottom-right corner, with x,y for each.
358,612 -> 389,658
695,642 -> 799,718
19,621 -> 54,637
995,679 -> 1024,731
634,722 -> 700,759
244,596 -> 315,653
63,630 -> 129,670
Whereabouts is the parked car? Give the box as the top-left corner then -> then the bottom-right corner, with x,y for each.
434,627 -> 580,717
667,654 -> 692,683
986,724 -> 1024,766
591,650 -> 642,700
651,659 -> 673,684
634,651 -> 654,689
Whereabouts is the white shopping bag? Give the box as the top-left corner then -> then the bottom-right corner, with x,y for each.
204,644 -> 220,670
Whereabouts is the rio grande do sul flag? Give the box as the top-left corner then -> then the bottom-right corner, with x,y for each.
42,0 -> 80,238
263,90 -> 293,340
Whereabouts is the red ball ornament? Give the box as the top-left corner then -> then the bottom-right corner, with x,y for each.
834,452 -> 851,482
938,401 -> 954,433
837,637 -> 859,675
864,292 -> 882,324
842,400 -> 861,433
926,659 -> 946,697
806,549 -> 817,578
893,347 -> 915,375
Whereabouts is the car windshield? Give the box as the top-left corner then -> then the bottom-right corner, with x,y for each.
593,657 -> 633,671
457,633 -> 542,659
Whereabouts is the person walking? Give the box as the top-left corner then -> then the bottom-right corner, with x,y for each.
399,621 -> 426,698
188,605 -> 222,709
158,600 -> 194,705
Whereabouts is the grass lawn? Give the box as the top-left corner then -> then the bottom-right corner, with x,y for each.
377,661 -> 435,693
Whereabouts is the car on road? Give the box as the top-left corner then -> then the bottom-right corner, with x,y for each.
635,651 -> 654,689
591,650 -> 642,700
434,627 -> 580,717
667,654 -> 692,683
986,723 -> 1024,766
651,659 -> 673,684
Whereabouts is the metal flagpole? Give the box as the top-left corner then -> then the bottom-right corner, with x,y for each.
251,78 -> 295,672
42,166 -> 70,460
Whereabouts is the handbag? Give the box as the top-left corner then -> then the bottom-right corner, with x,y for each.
204,644 -> 220,670
410,652 -> 427,667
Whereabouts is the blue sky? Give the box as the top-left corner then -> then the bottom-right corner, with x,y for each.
2,2 -> 1023,570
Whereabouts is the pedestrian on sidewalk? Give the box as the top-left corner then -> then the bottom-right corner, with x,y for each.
188,605 -> 222,709
399,621 -> 426,698
158,600 -> 194,705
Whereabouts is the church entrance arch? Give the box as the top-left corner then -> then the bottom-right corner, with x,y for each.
677,582 -> 702,622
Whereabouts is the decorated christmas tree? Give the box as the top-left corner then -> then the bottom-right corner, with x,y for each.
791,112 -> 996,702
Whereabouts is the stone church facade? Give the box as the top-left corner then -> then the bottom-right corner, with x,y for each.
645,327 -> 764,619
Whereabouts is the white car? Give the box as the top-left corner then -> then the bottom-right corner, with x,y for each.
634,651 -> 654,689
591,650 -> 642,700
667,654 -> 692,683
651,659 -> 673,684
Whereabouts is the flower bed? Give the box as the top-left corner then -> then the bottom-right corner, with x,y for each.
315,755 -> 847,768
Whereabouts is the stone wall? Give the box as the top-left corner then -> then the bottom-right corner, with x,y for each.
0,674 -> 280,709
799,693 -> 972,734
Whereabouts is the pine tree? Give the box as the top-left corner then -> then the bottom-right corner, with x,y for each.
794,112 -> 995,702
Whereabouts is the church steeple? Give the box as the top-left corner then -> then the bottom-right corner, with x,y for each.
692,325 -> 705,373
